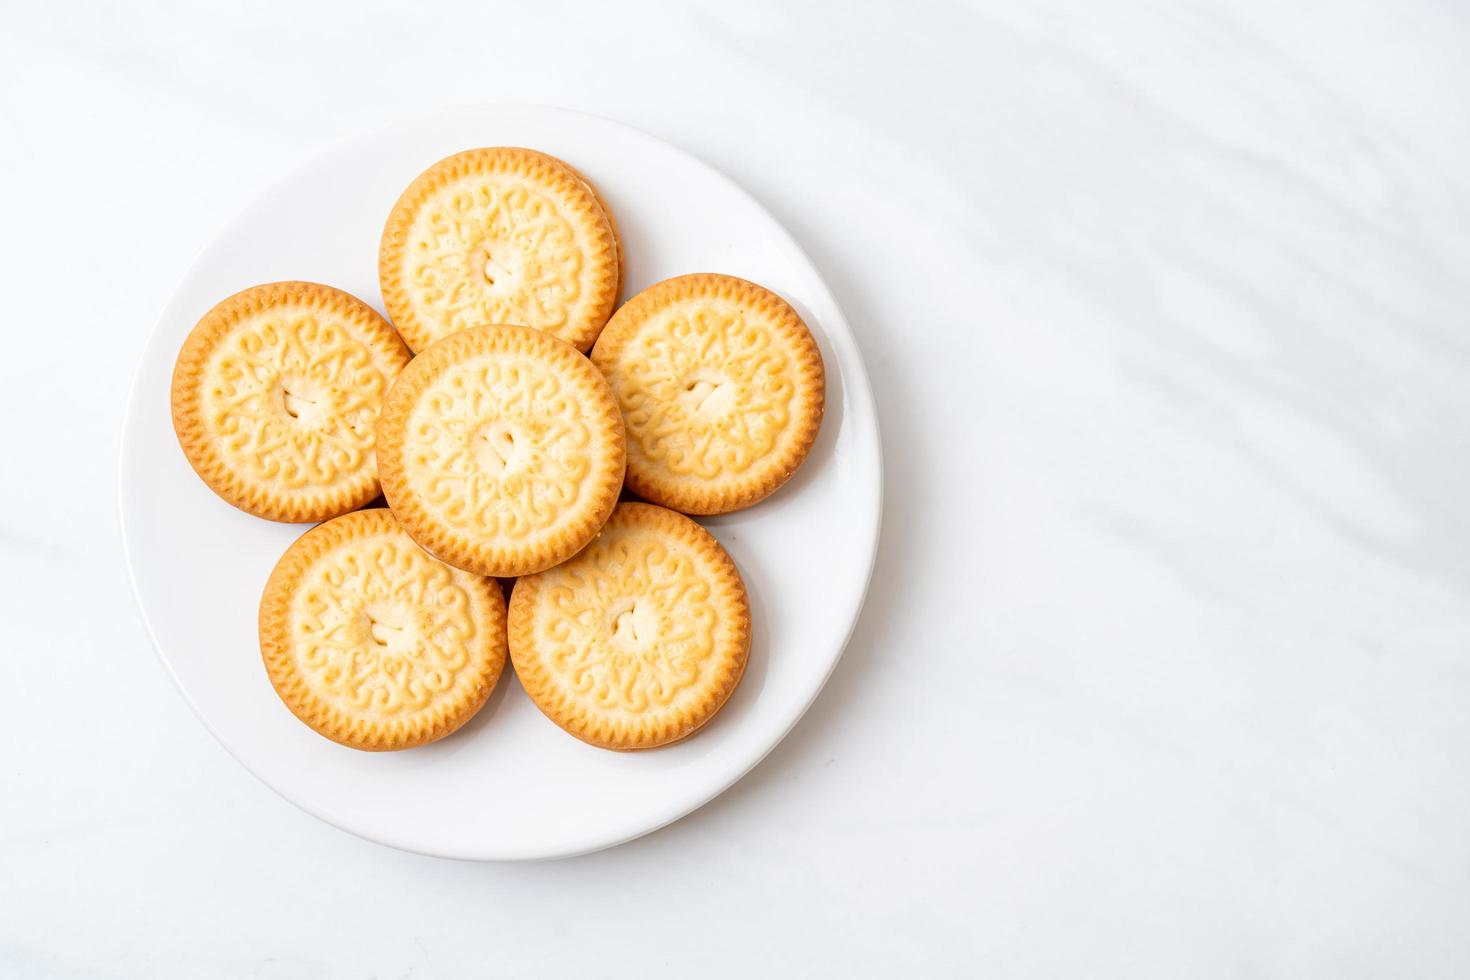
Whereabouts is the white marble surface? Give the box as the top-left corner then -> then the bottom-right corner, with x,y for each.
3,1 -> 1468,975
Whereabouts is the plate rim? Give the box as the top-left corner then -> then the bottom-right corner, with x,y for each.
118,103 -> 883,861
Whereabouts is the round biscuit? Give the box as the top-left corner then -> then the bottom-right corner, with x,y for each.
170,281 -> 411,523
508,502 -> 751,750
590,274 -> 825,515
377,324 -> 626,577
258,508 -> 507,751
379,147 -> 619,353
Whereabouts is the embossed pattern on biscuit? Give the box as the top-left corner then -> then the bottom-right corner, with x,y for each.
379,147 -> 619,353
508,502 -> 750,751
171,281 -> 411,523
524,148 -> 625,304
377,324 -> 626,577
259,509 -> 506,751
406,354 -> 593,537
591,274 -> 825,515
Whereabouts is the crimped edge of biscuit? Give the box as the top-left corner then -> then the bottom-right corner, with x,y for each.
520,149 -> 625,306
376,324 -> 627,577
170,281 -> 412,523
590,273 -> 826,515
378,147 -> 620,353
257,508 -> 507,751
507,502 -> 751,751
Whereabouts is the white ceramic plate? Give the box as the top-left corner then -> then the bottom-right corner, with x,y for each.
120,105 -> 881,860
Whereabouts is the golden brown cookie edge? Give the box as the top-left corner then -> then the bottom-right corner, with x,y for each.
378,147 -> 620,353
507,502 -> 752,751
170,281 -> 412,523
257,508 -> 507,751
590,273 -> 826,515
376,324 -> 626,577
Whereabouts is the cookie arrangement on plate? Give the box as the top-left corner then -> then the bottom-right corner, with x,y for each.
169,146 -> 825,752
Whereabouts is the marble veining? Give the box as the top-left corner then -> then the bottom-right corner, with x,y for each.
2,0 -> 1466,976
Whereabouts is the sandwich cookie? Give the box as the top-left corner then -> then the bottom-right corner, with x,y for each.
379,147 -> 620,352
259,508 -> 507,751
376,324 -> 626,576
590,274 -> 824,515
509,502 -> 750,750
171,281 -> 411,522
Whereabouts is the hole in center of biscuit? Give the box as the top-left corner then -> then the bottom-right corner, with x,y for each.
474,424 -> 519,474
280,379 -> 320,421
611,600 -> 657,649
482,254 -> 511,286
613,608 -> 638,645
682,375 -> 732,414
365,603 -> 409,650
